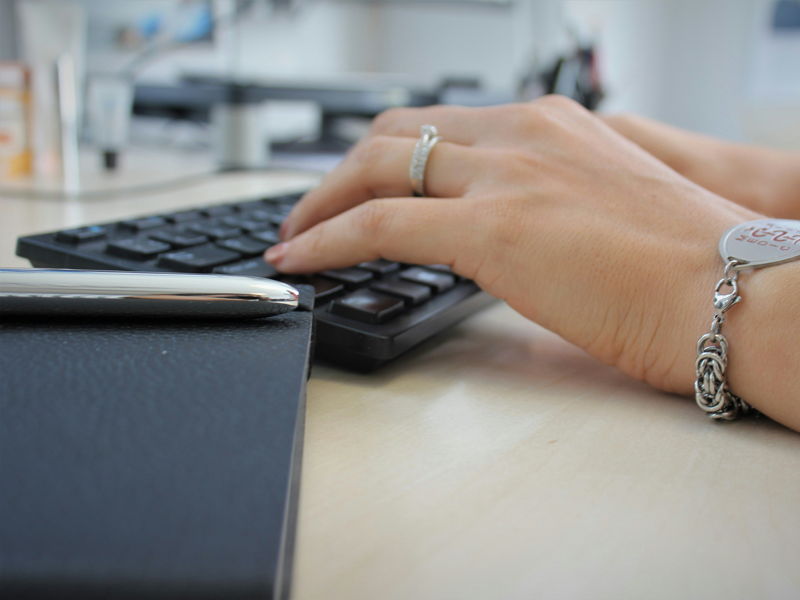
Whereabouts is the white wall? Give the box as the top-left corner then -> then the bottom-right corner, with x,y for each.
85,0 -> 380,82
368,0 -> 795,142
648,0 -> 755,140
370,2 -> 522,90
225,2 -> 380,79
82,0 -> 800,145
561,0 -> 800,146
561,0 -> 757,139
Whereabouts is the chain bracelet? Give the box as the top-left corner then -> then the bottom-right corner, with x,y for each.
694,260 -> 753,421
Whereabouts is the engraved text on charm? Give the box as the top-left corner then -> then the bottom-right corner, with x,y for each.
719,219 -> 800,269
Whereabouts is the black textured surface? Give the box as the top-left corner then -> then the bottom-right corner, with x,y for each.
0,311 -> 314,599
292,284 -> 316,313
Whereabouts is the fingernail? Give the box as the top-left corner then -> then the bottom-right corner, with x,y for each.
265,242 -> 289,265
279,216 -> 291,241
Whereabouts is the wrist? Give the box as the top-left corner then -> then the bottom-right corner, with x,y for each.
631,194 -> 766,397
723,261 -> 800,428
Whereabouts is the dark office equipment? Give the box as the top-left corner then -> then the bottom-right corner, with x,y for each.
0,301 -> 314,599
16,192 -> 495,371
518,44 -> 604,111
773,0 -> 800,30
133,78 -> 439,154
133,78 -> 438,123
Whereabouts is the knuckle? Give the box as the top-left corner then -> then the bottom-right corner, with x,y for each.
489,147 -> 540,180
351,135 -> 391,169
603,112 -> 634,125
354,199 -> 394,239
486,102 -> 564,137
526,106 -> 570,137
370,108 -> 410,135
489,103 -> 529,127
304,221 -> 327,256
535,94 -> 582,112
602,112 -> 640,133
427,103 -> 470,123
524,95 -> 588,134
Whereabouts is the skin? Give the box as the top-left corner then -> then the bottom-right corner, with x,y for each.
265,96 -> 800,432
601,113 -> 800,220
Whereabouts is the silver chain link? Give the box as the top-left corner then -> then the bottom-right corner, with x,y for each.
694,259 -> 754,420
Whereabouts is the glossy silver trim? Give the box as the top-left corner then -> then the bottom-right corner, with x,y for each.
0,268 -> 298,318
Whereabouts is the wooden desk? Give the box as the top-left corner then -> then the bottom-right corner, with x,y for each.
3,166 -> 799,600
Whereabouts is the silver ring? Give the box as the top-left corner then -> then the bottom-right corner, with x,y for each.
409,125 -> 441,197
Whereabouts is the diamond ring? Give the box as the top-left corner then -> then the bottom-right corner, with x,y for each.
409,125 -> 442,197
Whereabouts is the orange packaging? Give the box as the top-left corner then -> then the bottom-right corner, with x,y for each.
0,62 -> 32,179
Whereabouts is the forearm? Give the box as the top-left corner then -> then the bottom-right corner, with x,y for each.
602,114 -> 800,219
737,146 -> 800,219
659,215 -> 800,431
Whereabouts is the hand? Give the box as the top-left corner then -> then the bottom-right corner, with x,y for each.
602,113 -> 800,219
267,96 -> 760,398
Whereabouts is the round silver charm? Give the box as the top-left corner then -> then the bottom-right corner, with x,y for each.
719,219 -> 800,269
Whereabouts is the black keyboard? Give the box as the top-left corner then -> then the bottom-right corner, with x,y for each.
15,192 -> 495,370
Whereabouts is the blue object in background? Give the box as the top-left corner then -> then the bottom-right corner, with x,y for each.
138,12 -> 162,40
137,1 -> 213,44
773,0 -> 800,30
173,1 -> 213,43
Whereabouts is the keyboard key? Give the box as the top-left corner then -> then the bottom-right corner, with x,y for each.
328,289 -> 404,324
358,259 -> 400,275
200,205 -> 235,217
270,214 -> 288,227
106,238 -> 171,261
272,193 -> 302,204
148,230 -> 208,248
213,258 -> 278,278
157,244 -> 240,272
399,267 -> 455,293
234,199 -> 268,211
119,216 -> 166,231
319,267 -> 373,287
221,216 -> 271,233
216,236 -> 270,256
371,279 -> 431,306
248,210 -> 275,222
187,223 -> 242,240
164,210 -> 202,224
250,229 -> 281,245
279,275 -> 344,301
55,226 -> 106,244
425,264 -> 454,274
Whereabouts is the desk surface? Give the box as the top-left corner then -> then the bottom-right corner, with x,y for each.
2,160 -> 799,600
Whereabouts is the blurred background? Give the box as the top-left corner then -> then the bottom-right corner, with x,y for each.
1,0 -> 799,186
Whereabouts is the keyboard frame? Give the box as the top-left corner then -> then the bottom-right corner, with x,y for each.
15,194 -> 496,371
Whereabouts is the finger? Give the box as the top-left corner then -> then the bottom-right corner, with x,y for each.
369,97 -> 592,148
266,197 -> 480,275
282,135 -> 478,240
369,104 -> 487,145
